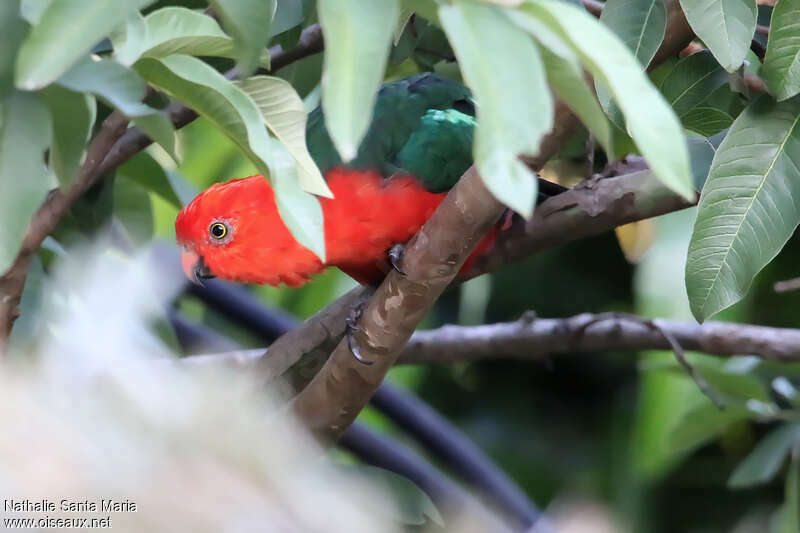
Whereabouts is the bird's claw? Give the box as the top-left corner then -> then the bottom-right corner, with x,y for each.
388,244 -> 406,276
346,300 -> 374,365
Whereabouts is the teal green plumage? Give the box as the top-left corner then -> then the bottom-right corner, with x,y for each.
306,73 -> 476,192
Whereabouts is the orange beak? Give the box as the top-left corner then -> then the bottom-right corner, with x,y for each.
181,250 -> 214,285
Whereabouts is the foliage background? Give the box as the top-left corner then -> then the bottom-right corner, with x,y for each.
4,0 -> 800,531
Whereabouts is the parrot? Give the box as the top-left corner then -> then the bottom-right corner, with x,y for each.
175,73 -> 566,362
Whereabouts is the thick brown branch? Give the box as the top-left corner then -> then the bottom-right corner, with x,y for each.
290,167 -> 505,440
464,163 -> 695,278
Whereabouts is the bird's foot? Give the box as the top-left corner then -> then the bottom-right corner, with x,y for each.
388,243 -> 406,275
346,296 -> 374,365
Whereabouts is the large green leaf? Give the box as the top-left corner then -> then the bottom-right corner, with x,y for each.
679,0 -> 757,72
660,51 -> 730,117
514,0 -> 694,199
39,85 -> 96,189
762,0 -> 800,101
776,456 -> 800,533
0,0 -> 27,98
539,47 -> 613,156
134,54 -> 324,259
669,403 -> 749,454
57,57 -> 178,161
270,140 -> 326,262
58,57 -> 152,116
687,136 -> 716,190
271,0 -> 306,36
210,0 -> 276,75
113,7 -> 271,68
682,106 -> 734,136
594,0 -> 665,131
318,0 -> 400,161
686,95 -> 800,321
109,11 -> 147,67
728,423 -> 800,488
440,1 -> 553,218
15,0 -> 154,90
235,76 -> 331,197
599,0 -> 666,67
114,175 -> 154,245
0,91 -> 55,274
117,151 -> 182,208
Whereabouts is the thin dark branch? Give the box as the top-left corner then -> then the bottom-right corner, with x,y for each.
397,313 -> 800,364
340,424 -> 517,532
201,312 -> 800,368
263,24 -> 323,73
371,384 -> 542,530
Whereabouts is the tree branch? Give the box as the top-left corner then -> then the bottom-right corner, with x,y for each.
196,311 -> 800,368
463,161 -> 695,279
397,313 -> 800,363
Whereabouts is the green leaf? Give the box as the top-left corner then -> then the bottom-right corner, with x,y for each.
132,114 -> 179,164
660,51 -> 730,117
39,85 -> 96,189
210,0 -> 276,75
670,403 -> 749,454
113,175 -> 154,245
57,57 -> 152,116
729,424 -> 800,488
514,0 -> 694,200
440,1 -> 553,218
0,0 -> 27,98
775,454 -> 800,533
318,0 -> 400,160
114,7 -> 271,68
599,0 -> 666,68
134,54 -> 324,259
594,0 -> 665,131
762,0 -> 800,101
686,95 -> 800,321
20,0 -> 54,24
270,141 -> 326,261
687,136 -> 716,190
117,151 -> 182,208
539,47 -> 613,156
682,106 -> 734,136
57,57 -> 178,160
14,0 -> 154,90
678,0 -> 757,72
0,91 -> 55,274
271,0 -> 306,36
109,11 -> 147,67
235,76 -> 331,197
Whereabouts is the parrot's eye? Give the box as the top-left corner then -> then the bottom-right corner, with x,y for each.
209,222 -> 228,240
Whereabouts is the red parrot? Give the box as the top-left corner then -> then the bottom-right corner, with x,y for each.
176,74 -> 564,289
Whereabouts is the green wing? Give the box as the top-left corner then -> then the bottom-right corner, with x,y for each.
306,73 -> 475,192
